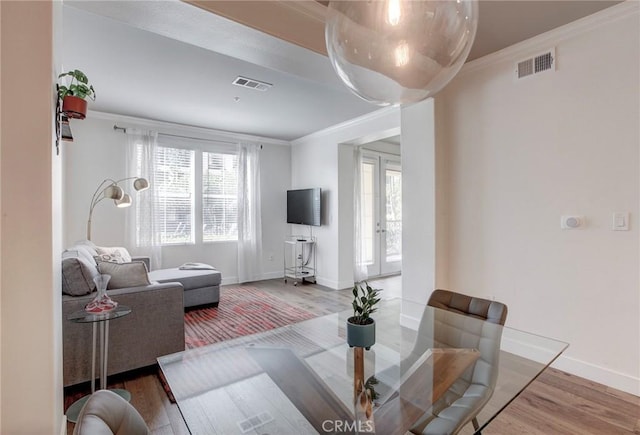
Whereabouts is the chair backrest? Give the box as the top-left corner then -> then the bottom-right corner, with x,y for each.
73,390 -> 150,435
408,290 -> 508,434
427,289 -> 508,325
424,288 -> 508,390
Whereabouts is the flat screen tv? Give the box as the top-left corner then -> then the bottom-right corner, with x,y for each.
287,188 -> 321,226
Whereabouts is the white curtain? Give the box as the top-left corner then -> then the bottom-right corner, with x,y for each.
237,142 -> 262,283
125,128 -> 162,270
353,146 -> 368,283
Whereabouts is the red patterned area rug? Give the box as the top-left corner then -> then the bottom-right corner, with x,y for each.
159,285 -> 317,402
184,285 -> 317,349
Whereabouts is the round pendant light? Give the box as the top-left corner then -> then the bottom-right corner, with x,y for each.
325,0 -> 479,106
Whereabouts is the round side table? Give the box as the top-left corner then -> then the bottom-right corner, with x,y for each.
66,305 -> 132,423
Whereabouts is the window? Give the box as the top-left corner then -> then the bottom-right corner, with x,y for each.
203,151 -> 238,242
136,141 -> 239,246
147,146 -> 195,245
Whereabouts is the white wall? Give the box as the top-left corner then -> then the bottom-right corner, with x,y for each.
291,108 -> 400,289
291,2 -> 639,396
63,113 -> 291,283
290,137 -> 340,287
433,3 -> 639,394
1,1 -> 65,433
399,99 -> 438,329
64,117 -> 126,246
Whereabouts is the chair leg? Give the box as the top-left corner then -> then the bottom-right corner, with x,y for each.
472,417 -> 481,434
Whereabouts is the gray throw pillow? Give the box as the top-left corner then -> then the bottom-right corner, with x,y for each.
97,261 -> 151,289
62,257 -> 99,296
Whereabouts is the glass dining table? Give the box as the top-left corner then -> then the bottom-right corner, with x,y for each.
158,299 -> 568,434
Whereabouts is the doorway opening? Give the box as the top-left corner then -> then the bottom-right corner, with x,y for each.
357,136 -> 402,279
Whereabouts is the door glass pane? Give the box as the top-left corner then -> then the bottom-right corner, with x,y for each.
385,168 -> 402,262
361,161 -> 375,264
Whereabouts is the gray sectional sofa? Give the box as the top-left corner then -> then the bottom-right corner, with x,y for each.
62,281 -> 185,387
61,241 -> 222,387
149,267 -> 221,308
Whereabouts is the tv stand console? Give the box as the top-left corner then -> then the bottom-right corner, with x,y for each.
284,236 -> 316,286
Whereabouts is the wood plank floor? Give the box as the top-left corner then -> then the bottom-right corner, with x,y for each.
65,277 -> 639,434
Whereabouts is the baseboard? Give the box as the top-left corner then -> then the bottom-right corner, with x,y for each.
312,277 -> 354,290
399,313 -> 420,330
551,354 -> 640,397
260,271 -> 284,280
501,333 -> 640,396
397,317 -> 639,396
227,274 -> 351,290
315,276 -> 340,289
337,279 -> 354,290
501,333 -> 564,365
221,276 -> 238,285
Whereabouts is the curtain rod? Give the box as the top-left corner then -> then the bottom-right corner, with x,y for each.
113,124 -> 259,147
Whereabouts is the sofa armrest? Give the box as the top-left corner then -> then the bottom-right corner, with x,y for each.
131,256 -> 151,270
62,282 -> 185,386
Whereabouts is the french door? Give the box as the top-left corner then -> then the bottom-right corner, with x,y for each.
361,153 -> 402,277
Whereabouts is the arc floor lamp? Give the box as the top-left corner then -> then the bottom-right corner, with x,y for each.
87,177 -> 149,240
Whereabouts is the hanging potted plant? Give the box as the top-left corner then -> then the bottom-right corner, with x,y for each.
58,69 -> 96,119
347,282 -> 381,350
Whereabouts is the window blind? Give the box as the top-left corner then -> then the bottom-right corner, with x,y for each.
153,146 -> 195,245
203,151 -> 238,242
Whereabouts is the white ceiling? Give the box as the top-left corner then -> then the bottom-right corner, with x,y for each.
62,0 -> 620,142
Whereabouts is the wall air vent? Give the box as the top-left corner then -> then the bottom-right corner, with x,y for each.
517,59 -> 534,79
515,48 -> 555,80
232,76 -> 273,91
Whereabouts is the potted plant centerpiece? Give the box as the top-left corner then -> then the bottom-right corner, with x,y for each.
347,282 -> 381,350
58,69 -> 96,119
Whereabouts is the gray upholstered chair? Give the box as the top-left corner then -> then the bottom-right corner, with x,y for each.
426,289 -> 508,326
409,289 -> 508,435
73,390 -> 150,435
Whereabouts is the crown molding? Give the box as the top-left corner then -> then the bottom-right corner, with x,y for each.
291,106 -> 400,145
459,1 -> 639,76
86,110 -> 291,147
281,0 -> 327,23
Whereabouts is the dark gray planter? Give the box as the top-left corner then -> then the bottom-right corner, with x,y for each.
346,317 -> 376,350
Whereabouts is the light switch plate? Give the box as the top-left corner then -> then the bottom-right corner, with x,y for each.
612,212 -> 629,231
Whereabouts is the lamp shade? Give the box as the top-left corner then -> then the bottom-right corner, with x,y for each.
133,177 -> 149,191
325,0 -> 478,106
103,184 -> 124,200
115,193 -> 132,208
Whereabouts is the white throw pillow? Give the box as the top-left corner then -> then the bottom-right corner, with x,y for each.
94,246 -> 132,264
179,262 -> 216,270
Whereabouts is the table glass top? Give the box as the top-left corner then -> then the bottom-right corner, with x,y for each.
67,305 -> 132,323
158,299 -> 567,435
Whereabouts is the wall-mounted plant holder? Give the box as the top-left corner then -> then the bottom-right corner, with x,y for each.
55,85 -> 76,155
55,69 -> 94,153
55,99 -> 73,154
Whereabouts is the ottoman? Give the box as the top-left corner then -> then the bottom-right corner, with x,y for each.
148,268 -> 222,308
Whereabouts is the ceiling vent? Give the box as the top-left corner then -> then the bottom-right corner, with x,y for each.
515,48 -> 555,80
232,76 -> 273,91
